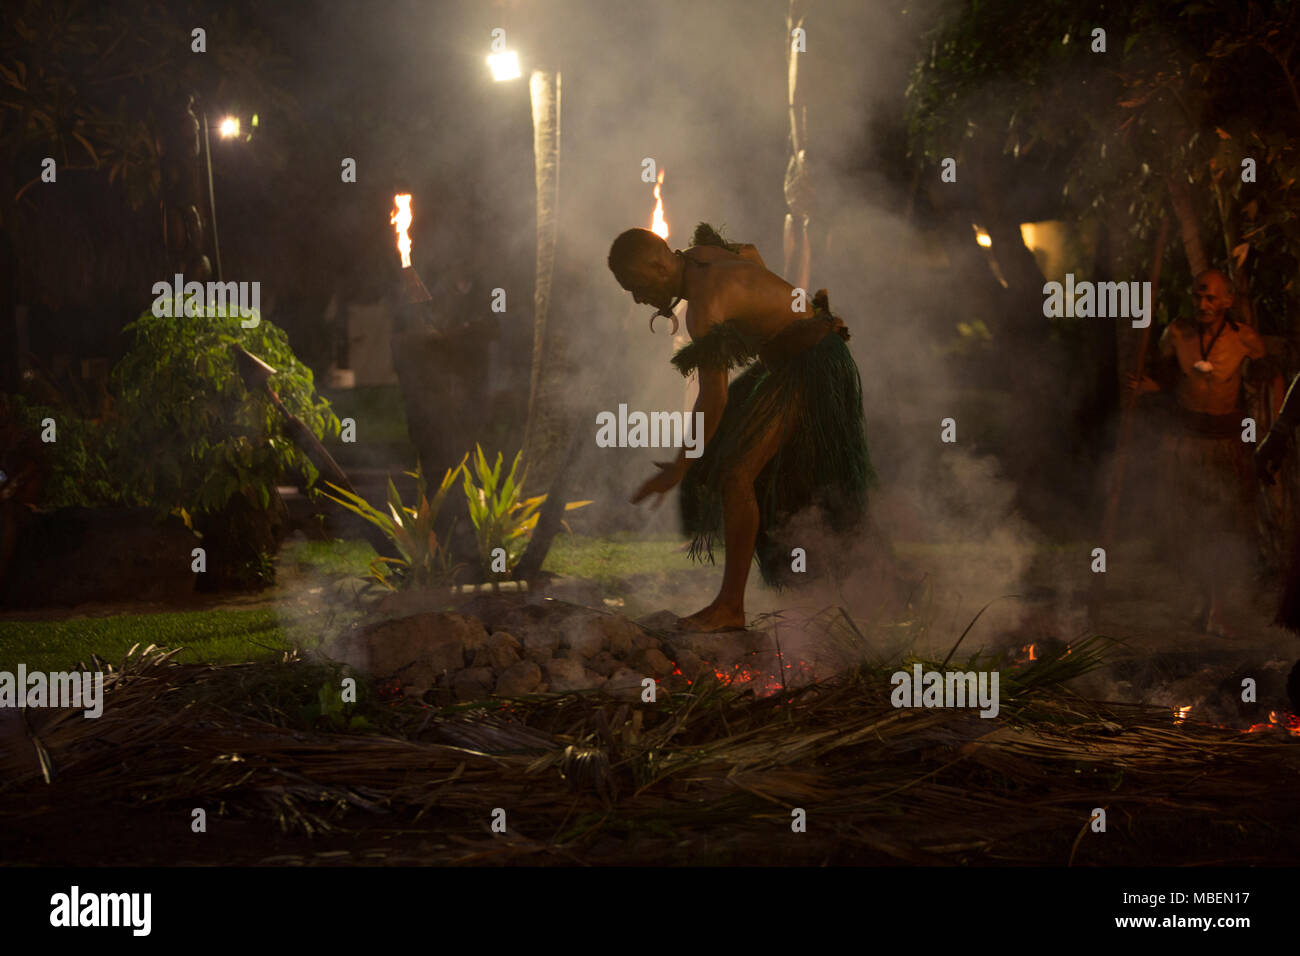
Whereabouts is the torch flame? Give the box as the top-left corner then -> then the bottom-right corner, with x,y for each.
650,170 -> 668,240
391,194 -> 412,269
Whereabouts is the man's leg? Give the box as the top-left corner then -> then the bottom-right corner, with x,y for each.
682,414 -> 787,631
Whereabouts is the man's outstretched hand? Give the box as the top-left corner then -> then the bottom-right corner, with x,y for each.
631,460 -> 687,508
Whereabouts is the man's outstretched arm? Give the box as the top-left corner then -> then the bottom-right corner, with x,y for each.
660,365 -> 728,478
630,365 -> 728,504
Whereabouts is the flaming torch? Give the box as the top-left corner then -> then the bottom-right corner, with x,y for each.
651,169 -> 669,241
648,169 -> 694,412
392,193 -> 430,304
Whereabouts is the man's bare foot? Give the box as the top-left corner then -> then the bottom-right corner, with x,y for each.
680,604 -> 746,632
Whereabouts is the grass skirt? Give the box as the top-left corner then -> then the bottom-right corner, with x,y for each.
1158,431 -> 1255,536
677,316 -> 874,588
1155,416 -> 1256,601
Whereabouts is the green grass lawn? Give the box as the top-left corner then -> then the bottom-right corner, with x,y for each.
0,532 -> 695,671
0,608 -> 297,673
541,531 -> 694,585
283,536 -> 378,578
285,529 -> 696,587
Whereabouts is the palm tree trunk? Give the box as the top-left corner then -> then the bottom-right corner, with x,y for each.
521,69 -> 566,493
783,0 -> 813,289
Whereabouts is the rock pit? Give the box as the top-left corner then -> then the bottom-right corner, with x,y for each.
327,592 -> 817,704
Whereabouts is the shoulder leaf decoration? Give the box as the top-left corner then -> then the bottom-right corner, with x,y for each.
692,221 -> 743,254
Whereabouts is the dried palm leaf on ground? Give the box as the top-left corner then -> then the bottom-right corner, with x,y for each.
2,640 -> 1298,865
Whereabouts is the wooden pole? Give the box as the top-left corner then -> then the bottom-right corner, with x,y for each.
230,343 -> 399,559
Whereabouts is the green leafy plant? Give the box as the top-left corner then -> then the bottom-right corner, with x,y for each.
320,456 -> 466,591
461,445 -> 590,577
2,394 -> 119,509
111,301 -> 338,517
305,680 -> 373,733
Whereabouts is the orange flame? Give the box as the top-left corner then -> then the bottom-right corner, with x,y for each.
391,194 -> 412,269
650,169 -> 668,240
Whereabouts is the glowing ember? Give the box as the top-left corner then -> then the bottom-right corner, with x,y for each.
650,170 -> 668,240
1175,703 -> 1300,737
973,224 -> 992,247
391,193 -> 413,269
1010,642 -> 1039,666
706,657 -> 817,697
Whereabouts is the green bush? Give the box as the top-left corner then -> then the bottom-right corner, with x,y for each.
4,394 -> 119,509
111,301 -> 338,517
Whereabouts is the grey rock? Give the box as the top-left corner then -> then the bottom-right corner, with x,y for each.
587,651 -> 619,677
676,650 -> 711,683
544,657 -> 599,693
452,667 -> 496,702
521,627 -> 563,658
635,610 -> 681,632
473,631 -> 523,670
453,594 -> 527,630
335,612 -> 489,696
559,612 -> 611,659
667,629 -> 765,662
639,648 -> 675,678
632,631 -> 659,651
523,644 -> 553,665
495,660 -> 542,697
605,668 -> 646,701
499,605 -> 552,637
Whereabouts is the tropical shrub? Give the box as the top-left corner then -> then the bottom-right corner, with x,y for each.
111,301 -> 338,518
2,393 -> 119,509
462,445 -> 589,578
321,457 -> 466,591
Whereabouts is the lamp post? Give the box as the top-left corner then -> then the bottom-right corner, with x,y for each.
198,109 -> 252,285
199,109 -> 223,283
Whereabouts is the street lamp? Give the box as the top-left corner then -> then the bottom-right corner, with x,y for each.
487,51 -> 521,82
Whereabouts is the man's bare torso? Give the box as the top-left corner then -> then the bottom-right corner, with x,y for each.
682,245 -> 814,341
1161,319 -> 1265,416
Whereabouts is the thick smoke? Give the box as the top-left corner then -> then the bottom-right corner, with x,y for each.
437,0 -> 1043,645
